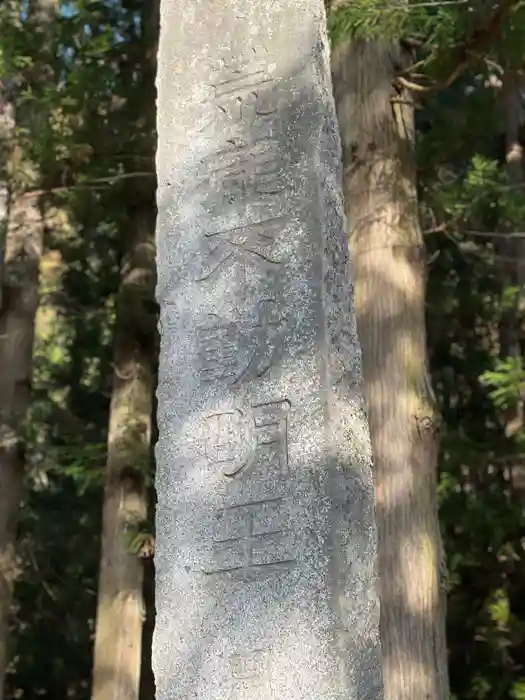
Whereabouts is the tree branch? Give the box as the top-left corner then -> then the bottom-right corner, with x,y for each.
19,171 -> 155,199
397,0 -> 524,94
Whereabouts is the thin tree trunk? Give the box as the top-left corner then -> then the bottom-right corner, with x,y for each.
497,67 -> 525,491
138,367 -> 158,700
331,37 -> 449,700
0,96 -> 12,309
0,157 -> 44,700
90,200 -> 157,700
90,0 -> 159,694
0,0 -> 56,690
139,554 -> 156,700
0,53 -> 17,698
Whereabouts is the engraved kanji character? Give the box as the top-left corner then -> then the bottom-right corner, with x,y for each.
204,136 -> 285,202
196,301 -> 286,385
233,299 -> 285,385
213,66 -> 274,123
202,410 -> 249,475
195,216 -> 284,283
200,398 -> 291,480
204,497 -> 295,577
222,399 -> 290,478
206,45 -> 279,125
197,314 -> 238,383
229,649 -> 267,680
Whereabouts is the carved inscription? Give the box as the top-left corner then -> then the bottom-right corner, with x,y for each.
195,216 -> 285,282
204,137 -> 285,199
225,648 -> 271,699
249,399 -> 290,478
229,649 -> 267,680
200,399 -> 290,478
201,410 -> 246,473
197,317 -> 237,384
204,497 -> 295,578
206,46 -> 279,126
195,45 -> 287,226
196,43 -> 297,600
212,65 -> 277,124
196,299 -> 286,384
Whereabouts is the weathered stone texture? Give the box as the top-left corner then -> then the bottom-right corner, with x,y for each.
154,1 -> 383,698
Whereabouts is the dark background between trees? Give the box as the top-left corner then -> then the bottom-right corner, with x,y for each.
1,1 -> 525,699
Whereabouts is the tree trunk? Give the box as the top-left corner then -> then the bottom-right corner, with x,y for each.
0,93 -> 13,309
0,45 -> 17,697
496,68 -> 525,486
138,554 -> 156,700
331,37 -> 450,700
0,0 -> 56,690
90,199 -> 157,700
0,161 -> 44,700
90,0 -> 159,694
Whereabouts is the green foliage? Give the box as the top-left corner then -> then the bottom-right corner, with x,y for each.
125,520 -> 155,557
328,0 -> 466,50
512,679 -> 525,700
1,2 -> 156,698
2,1 -> 525,700
11,476 -> 101,700
422,25 -> 525,693
481,357 -> 525,410
328,0 -> 425,44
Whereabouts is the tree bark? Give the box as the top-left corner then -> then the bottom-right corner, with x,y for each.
0,1 -> 55,692
331,37 -> 450,700
0,54 -> 17,698
496,67 -> 525,490
0,190 -> 43,700
138,554 -> 156,700
90,199 -> 157,700
0,92 -> 13,309
90,0 -> 159,694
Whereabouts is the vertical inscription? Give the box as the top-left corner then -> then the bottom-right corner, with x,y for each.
196,45 -> 297,693
196,45 -> 287,221
200,401 -> 296,578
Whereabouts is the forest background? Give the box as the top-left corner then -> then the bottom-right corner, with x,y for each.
1,1 -> 525,699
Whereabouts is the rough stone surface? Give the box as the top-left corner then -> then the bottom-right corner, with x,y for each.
154,1 -> 383,698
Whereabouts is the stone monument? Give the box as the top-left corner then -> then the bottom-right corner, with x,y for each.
154,0 -> 383,698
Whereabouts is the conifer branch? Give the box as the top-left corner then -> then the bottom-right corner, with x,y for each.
397,0 -> 523,93
19,171 -> 156,199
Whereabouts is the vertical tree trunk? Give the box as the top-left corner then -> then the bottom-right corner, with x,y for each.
91,0 -> 159,694
0,33 -> 18,700
331,37 -> 449,700
138,555 -> 156,700
0,93 -> 12,308
497,68 -> 525,443
0,1 -> 55,692
0,190 -> 43,700
90,201 -> 157,700
494,67 -> 525,499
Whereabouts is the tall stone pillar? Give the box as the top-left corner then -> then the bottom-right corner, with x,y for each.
154,2 -> 383,698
